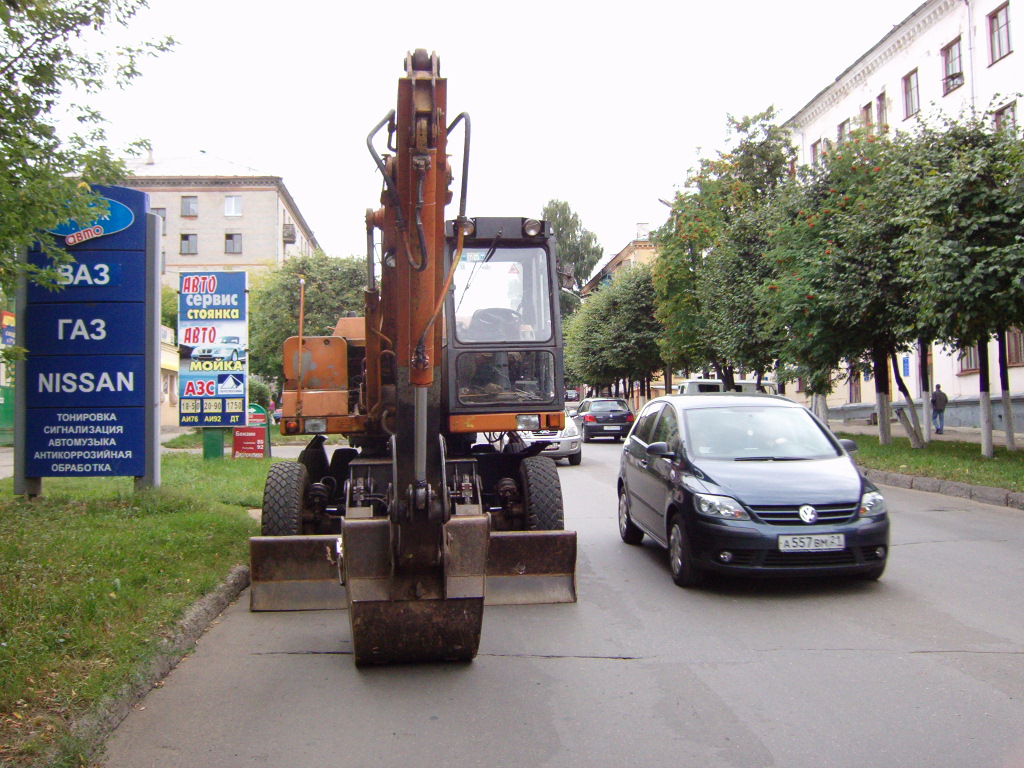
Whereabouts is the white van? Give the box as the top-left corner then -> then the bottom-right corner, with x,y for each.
675,379 -> 778,395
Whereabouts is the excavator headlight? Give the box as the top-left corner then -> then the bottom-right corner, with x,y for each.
304,418 -> 327,433
516,414 -> 541,431
522,219 -> 542,237
459,219 -> 475,237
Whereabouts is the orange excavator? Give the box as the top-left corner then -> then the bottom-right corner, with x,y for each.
248,50 -> 577,664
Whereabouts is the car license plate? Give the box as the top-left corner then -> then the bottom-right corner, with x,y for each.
778,533 -> 845,551
603,426 -> 619,431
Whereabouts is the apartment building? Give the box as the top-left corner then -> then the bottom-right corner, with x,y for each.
123,151 -> 319,285
581,224 -> 655,296
784,0 -> 1020,425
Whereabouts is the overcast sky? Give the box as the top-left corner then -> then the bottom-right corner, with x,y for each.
88,0 -> 926,262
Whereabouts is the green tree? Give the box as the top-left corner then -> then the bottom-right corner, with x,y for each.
161,284 -> 177,331
903,111 -> 1024,456
765,129 -> 919,445
542,200 -> 603,316
653,108 -> 795,384
248,252 -> 366,390
0,1 -> 173,295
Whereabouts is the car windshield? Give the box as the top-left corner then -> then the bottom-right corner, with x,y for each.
221,336 -> 240,345
683,406 -> 840,461
591,400 -> 628,412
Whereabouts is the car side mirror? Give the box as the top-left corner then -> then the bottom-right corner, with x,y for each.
839,438 -> 858,455
567,408 -> 578,418
646,441 -> 676,458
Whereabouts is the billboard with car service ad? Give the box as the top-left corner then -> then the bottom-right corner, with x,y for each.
178,271 -> 249,427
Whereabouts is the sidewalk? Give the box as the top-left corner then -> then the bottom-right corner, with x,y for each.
828,419 -> 1015,447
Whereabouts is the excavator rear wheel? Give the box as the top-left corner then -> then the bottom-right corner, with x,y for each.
261,462 -> 309,536
520,456 -> 564,531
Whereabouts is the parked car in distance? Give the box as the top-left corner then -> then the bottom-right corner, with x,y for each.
617,393 -> 889,587
675,379 -> 777,395
518,409 -> 582,465
570,398 -> 634,442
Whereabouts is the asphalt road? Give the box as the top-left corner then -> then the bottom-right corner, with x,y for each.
103,441 -> 1024,768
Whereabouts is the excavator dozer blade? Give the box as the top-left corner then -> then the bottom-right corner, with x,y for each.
249,535 -> 346,611
485,530 -> 578,606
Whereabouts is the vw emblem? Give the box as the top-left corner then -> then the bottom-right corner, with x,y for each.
798,504 -> 818,524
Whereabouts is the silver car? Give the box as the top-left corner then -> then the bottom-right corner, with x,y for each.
519,410 -> 583,465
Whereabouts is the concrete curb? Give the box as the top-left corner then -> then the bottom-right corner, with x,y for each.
862,468 -> 1024,511
70,565 -> 251,764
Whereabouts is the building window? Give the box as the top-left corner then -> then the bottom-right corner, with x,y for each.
903,70 -> 920,119
151,207 -> 167,235
811,140 -> 823,166
180,234 -> 197,255
1008,328 -> 1024,365
861,103 -> 872,128
225,195 -> 242,216
942,38 -> 964,94
181,196 -> 198,217
876,91 -> 888,130
959,345 -> 979,373
994,101 -> 1017,131
837,119 -> 851,143
990,3 -> 1012,63
849,372 -> 862,404
225,233 -> 243,254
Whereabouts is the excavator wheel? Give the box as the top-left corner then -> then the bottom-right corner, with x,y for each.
520,456 -> 564,530
261,462 -> 310,536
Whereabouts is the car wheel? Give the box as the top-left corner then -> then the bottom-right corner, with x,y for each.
668,513 -> 703,587
855,563 -> 886,581
618,491 -> 644,545
567,450 -> 582,466
230,350 -> 238,361
613,436 -> 622,443
261,462 -> 309,536
582,430 -> 591,443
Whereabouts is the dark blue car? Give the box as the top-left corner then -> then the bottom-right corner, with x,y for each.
617,394 -> 889,587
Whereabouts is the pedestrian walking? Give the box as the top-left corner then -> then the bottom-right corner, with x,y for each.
931,384 -> 948,434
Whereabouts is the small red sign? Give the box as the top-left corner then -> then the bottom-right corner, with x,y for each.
232,426 -> 266,458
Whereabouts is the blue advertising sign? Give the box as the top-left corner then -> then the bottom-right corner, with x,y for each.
26,355 -> 146,409
24,303 -> 146,356
20,185 -> 154,482
25,251 -> 142,303
35,184 -> 148,253
23,407 -> 145,477
178,272 -> 249,428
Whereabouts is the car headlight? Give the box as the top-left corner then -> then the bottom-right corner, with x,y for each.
562,421 -> 579,437
859,490 -> 887,517
693,493 -> 750,520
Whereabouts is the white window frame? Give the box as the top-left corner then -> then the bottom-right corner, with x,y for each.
225,195 -> 242,217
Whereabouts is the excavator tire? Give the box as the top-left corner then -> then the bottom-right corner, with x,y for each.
520,456 -> 564,531
261,462 -> 309,536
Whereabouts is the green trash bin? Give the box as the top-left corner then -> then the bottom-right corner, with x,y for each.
202,428 -> 226,459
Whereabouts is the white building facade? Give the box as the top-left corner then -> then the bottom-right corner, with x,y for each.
123,152 -> 319,285
784,0 -> 1021,426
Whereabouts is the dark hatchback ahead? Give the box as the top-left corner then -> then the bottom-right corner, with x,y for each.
617,394 -> 889,586
570,398 -> 634,442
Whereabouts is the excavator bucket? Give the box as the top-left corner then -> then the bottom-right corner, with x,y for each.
485,530 -> 578,606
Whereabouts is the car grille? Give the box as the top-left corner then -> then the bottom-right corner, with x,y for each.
762,549 -> 858,567
712,545 -> 883,569
525,430 -> 559,438
747,502 -> 859,526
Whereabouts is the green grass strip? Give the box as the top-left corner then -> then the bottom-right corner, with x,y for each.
0,453 -> 263,766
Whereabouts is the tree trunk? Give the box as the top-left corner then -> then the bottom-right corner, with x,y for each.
978,339 -> 994,458
919,337 -> 932,442
996,330 -> 1016,450
811,393 -> 829,423
891,353 -> 923,448
873,348 -> 892,445
664,367 -> 673,397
